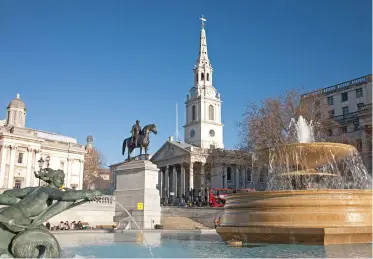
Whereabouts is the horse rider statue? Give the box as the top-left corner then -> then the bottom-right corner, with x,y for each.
131,120 -> 141,147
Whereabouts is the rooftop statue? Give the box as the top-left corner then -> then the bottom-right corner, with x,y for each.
0,168 -> 102,258
122,122 -> 157,161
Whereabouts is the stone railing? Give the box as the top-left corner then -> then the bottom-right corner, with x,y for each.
302,74 -> 372,98
88,195 -> 116,205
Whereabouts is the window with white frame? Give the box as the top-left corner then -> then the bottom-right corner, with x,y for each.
14,180 -> 22,189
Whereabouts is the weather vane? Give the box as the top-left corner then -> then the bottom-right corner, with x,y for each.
199,15 -> 206,28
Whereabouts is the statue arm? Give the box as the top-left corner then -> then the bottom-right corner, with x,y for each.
2,187 -> 33,198
0,194 -> 20,205
49,189 -> 96,201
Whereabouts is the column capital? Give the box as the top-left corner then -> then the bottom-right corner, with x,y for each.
9,145 -> 18,150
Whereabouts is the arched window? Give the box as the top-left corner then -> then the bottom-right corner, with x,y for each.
195,73 -> 198,82
208,105 -> 214,120
206,73 -> 210,81
192,105 -> 196,121
201,73 -> 205,81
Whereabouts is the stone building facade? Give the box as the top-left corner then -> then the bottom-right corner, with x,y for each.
0,94 -> 85,191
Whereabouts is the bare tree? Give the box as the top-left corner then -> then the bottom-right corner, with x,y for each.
237,88 -> 331,152
83,148 -> 106,190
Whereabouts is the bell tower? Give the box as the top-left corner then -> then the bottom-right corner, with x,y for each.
184,16 -> 224,149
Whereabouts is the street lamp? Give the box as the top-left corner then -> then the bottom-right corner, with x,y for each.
38,157 -> 45,186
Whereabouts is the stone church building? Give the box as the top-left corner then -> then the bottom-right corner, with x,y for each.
150,18 -> 266,203
0,94 -> 85,191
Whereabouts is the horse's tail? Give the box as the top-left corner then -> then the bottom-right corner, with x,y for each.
122,139 -> 126,156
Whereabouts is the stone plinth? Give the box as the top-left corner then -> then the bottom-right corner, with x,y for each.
113,160 -> 161,229
217,190 -> 372,245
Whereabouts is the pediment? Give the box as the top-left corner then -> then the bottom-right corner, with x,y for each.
151,141 -> 190,162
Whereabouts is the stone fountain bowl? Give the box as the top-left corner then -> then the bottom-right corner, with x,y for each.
216,189 -> 372,245
255,142 -> 356,169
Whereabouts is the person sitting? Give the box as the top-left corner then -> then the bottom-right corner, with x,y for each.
58,221 -> 64,230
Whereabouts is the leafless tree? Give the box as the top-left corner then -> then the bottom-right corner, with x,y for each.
83,147 -> 106,190
237,88 -> 331,152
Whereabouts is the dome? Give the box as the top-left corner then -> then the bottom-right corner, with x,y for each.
7,93 -> 26,110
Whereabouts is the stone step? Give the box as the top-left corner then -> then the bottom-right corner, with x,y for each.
161,216 -> 210,230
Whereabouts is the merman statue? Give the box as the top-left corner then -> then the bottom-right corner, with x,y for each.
0,168 -> 103,258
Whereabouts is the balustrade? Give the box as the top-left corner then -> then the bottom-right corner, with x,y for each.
88,195 -> 116,204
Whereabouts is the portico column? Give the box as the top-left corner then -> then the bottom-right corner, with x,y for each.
224,165 -> 228,188
235,165 -> 240,189
189,162 -> 194,190
0,145 -> 8,188
201,163 -> 205,197
25,148 -> 33,187
180,165 -> 185,197
165,165 -> 169,198
8,145 -> 18,189
67,158 -> 73,188
159,169 -> 163,198
172,165 -> 177,202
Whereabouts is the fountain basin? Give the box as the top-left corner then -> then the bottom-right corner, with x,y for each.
216,190 -> 372,245
256,142 -> 356,168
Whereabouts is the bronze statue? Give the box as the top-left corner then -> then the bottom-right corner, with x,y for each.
0,169 -> 102,257
131,120 -> 142,147
122,123 -> 157,161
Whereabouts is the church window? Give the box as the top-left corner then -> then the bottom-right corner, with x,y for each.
206,73 -> 210,81
192,105 -> 196,121
201,73 -> 205,81
208,105 -> 214,120
17,153 -> 23,164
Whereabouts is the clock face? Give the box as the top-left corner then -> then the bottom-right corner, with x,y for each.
190,129 -> 195,138
209,129 -> 215,137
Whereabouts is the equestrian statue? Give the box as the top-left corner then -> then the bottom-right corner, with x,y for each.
0,169 -> 102,258
122,121 -> 157,160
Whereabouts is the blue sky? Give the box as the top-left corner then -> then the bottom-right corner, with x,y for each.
0,0 -> 371,166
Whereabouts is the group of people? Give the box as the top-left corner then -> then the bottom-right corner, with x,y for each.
44,220 -> 85,230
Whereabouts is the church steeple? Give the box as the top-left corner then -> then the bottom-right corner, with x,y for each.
184,16 -> 224,150
193,15 -> 213,89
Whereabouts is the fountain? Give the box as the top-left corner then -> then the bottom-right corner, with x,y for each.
217,116 -> 372,245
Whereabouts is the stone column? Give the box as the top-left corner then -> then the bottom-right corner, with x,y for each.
158,169 -> 163,198
165,165 -> 169,199
180,165 -> 185,197
66,158 -> 73,188
79,159 -> 84,190
25,148 -> 33,187
172,165 -> 177,202
201,163 -> 205,198
235,165 -> 240,189
0,145 -> 8,188
8,145 -> 18,189
189,162 -> 194,190
224,165 -> 228,188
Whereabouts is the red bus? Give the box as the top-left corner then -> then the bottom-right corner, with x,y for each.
209,188 -> 256,207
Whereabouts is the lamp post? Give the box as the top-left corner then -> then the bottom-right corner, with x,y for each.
38,157 -> 45,186
46,156 -> 50,168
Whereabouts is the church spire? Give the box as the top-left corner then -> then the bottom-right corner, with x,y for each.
196,15 -> 209,65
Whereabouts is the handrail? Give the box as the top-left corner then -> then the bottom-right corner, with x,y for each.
302,74 -> 372,98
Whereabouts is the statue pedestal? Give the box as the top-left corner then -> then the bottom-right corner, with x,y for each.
113,160 -> 161,229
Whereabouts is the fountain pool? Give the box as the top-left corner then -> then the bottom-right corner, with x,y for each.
58,231 -> 372,258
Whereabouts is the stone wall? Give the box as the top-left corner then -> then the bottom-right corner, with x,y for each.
161,207 -> 224,228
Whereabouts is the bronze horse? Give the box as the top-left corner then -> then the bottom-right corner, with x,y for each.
122,124 -> 157,160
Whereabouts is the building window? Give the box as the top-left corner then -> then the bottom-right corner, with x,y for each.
342,106 -> 349,115
60,161 -> 65,170
192,105 -> 196,121
341,126 -> 347,133
341,92 -> 348,102
327,96 -> 333,105
227,167 -> 232,181
329,110 -> 334,118
14,180 -> 21,189
201,73 -> 205,81
208,105 -> 214,120
246,169 -> 252,182
327,129 -> 333,136
210,145 -> 215,149
357,103 -> 364,110
206,73 -> 210,81
354,121 -> 360,131
17,153 -> 24,164
195,73 -> 198,82
356,88 -> 363,98
259,171 -> 265,183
